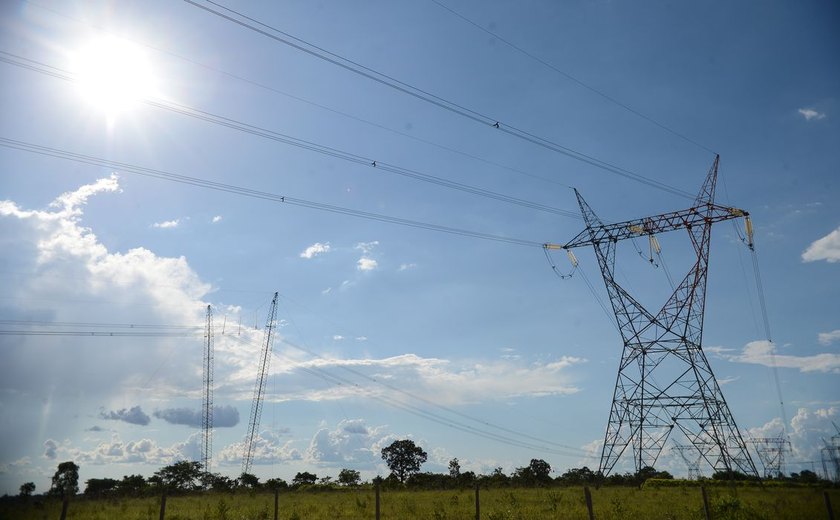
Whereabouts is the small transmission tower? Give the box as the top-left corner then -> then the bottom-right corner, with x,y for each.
674,444 -> 703,480
749,435 -> 791,478
201,304 -> 214,475
551,156 -> 758,477
242,292 -> 279,474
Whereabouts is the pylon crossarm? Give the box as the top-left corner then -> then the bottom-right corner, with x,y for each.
558,203 -> 746,250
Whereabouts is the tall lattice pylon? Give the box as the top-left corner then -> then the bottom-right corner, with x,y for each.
201,304 -> 214,475
674,445 -> 703,480
552,156 -> 758,477
242,292 -> 279,475
749,436 -> 790,478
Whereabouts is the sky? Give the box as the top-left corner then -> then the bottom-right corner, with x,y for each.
0,0 -> 838,494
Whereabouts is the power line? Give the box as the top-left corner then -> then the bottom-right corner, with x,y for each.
23,0 -> 574,192
0,137 -> 545,248
0,50 -> 578,219
428,0 -> 716,155
182,0 -> 696,199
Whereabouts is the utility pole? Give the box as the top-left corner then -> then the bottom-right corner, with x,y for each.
749,436 -> 791,478
201,304 -> 214,476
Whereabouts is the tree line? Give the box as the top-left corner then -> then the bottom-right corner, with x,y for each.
11,438 -> 836,499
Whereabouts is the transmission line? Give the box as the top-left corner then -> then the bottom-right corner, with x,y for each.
0,137 -> 545,248
23,0 -> 575,192
182,0 -> 696,199
0,50 -> 578,219
428,0 -> 716,155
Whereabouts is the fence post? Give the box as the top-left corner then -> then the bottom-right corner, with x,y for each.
826,491 -> 835,520
475,484 -> 480,520
584,486 -> 594,520
274,488 -> 279,520
375,482 -> 380,520
59,496 -> 69,520
701,486 -> 711,520
159,492 -> 167,520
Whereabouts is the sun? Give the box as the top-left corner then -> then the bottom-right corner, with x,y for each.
70,36 -> 159,116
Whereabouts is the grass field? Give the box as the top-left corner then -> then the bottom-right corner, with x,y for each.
2,486 -> 837,519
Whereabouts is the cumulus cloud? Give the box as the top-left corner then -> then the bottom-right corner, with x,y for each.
798,108 -> 826,121
0,176 -> 212,400
216,429 -> 301,466
300,242 -> 331,259
306,419 -> 393,468
726,340 -> 840,373
99,406 -> 151,426
751,407 -> 840,463
42,433 -> 202,466
43,439 -> 58,460
152,219 -> 180,229
818,330 -> 840,346
153,405 -> 239,428
211,215 -> 222,223
357,257 -> 378,271
802,226 -> 840,263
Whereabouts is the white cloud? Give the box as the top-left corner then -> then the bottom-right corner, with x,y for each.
798,108 -> 826,121
211,215 -> 222,223
265,353 -> 585,405
152,219 -> 180,229
333,335 -> 344,341
398,263 -> 417,271
43,439 -> 58,460
357,257 -> 378,271
305,419 -> 392,468
300,242 -> 331,259
354,241 -> 379,254
802,226 -> 840,263
818,330 -> 840,346
726,340 -> 840,373
43,433 -> 202,466
215,430 -> 301,466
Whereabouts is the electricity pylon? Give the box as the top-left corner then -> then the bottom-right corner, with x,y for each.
549,156 -> 758,477
242,292 -> 279,474
201,304 -> 214,475
673,444 -> 703,480
749,436 -> 790,478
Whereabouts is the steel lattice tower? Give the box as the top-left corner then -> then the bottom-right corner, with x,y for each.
749,436 -> 790,478
242,292 -> 279,474
555,156 -> 758,477
201,304 -> 214,475
674,445 -> 703,480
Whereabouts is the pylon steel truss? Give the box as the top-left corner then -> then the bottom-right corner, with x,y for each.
559,156 -> 758,477
674,444 -> 704,480
749,436 -> 790,478
201,304 -> 214,474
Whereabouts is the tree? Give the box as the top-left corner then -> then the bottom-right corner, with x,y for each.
338,468 -> 361,486
19,482 -> 35,497
238,472 -> 260,489
292,471 -> 317,487
448,458 -> 461,479
116,474 -> 147,496
50,461 -> 80,497
381,439 -> 428,484
513,459 -> 551,486
84,478 -> 118,497
153,461 -> 203,492
264,478 -> 288,491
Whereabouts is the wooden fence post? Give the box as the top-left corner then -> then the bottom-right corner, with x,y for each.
375,482 -> 380,520
584,486 -> 594,520
826,491 -> 835,520
701,486 -> 711,520
159,492 -> 167,520
475,484 -> 480,520
274,488 -> 279,520
59,496 -> 69,520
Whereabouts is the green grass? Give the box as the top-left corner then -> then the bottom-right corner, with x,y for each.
2,486 -> 837,519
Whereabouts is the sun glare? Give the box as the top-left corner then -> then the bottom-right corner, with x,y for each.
70,36 -> 159,116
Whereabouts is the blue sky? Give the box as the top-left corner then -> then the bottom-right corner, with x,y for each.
1,0 -> 838,493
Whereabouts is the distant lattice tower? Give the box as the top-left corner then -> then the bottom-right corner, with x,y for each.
749,436 -> 790,478
551,156 -> 759,477
673,445 -> 703,480
201,304 -> 214,475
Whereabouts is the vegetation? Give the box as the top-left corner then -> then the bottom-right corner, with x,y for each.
380,439 -> 428,484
